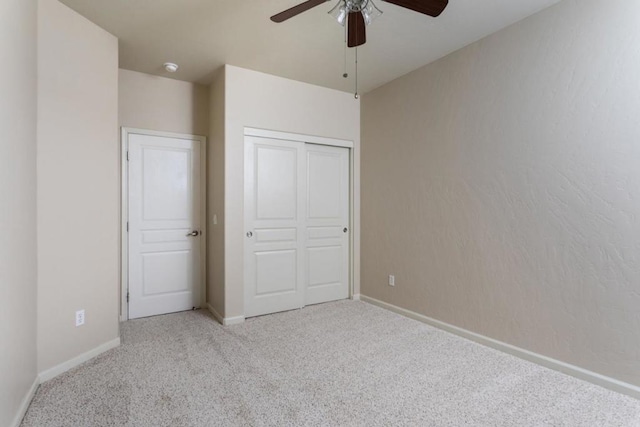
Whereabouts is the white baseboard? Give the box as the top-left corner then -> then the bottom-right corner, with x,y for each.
207,303 -> 245,326
224,315 -> 245,325
38,337 -> 121,383
351,293 -> 361,301
360,295 -> 640,400
10,376 -> 39,427
207,303 -> 224,324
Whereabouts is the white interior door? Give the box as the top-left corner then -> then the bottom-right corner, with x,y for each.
244,137 -> 305,318
305,144 -> 350,305
244,136 -> 350,318
128,132 -> 202,319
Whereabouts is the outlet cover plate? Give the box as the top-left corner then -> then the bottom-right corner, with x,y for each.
75,309 -> 85,326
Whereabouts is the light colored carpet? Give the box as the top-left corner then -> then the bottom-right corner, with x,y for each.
22,300 -> 640,426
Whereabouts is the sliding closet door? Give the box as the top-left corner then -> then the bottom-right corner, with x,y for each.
305,144 -> 350,305
244,136 -> 350,318
244,137 -> 305,318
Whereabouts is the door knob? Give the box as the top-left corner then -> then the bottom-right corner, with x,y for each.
246,231 -> 253,238
186,230 -> 200,237
343,227 -> 348,233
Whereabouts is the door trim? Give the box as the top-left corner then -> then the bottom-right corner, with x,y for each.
243,127 -> 357,305
245,127 -> 353,149
120,127 -> 207,321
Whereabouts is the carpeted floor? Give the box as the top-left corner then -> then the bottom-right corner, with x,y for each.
22,300 -> 640,426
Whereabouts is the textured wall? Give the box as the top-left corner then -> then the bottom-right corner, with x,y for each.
361,0 -> 640,386
207,69 -> 226,316
224,65 -> 361,318
37,0 -> 119,373
119,69 -> 210,136
0,0 -> 38,424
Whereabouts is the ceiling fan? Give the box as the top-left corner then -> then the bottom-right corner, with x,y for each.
270,0 -> 449,47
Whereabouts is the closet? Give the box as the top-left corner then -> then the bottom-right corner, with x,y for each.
244,135 -> 350,317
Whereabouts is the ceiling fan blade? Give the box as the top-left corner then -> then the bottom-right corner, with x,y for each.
382,0 -> 449,17
347,12 -> 366,47
270,0 -> 329,23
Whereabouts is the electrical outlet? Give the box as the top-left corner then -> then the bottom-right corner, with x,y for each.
75,309 -> 85,327
388,275 -> 395,287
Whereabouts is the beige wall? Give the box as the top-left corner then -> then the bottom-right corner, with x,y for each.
0,0 -> 38,425
362,0 -> 640,386
224,65 -> 361,318
37,0 -> 119,373
119,69 -> 209,136
207,69 -> 226,315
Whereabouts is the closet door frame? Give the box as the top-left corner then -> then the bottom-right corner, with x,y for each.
243,127 -> 357,307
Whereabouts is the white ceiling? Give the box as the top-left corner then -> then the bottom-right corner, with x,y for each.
58,0 -> 562,93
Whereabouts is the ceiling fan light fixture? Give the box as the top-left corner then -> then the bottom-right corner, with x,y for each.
271,0 -> 449,98
328,1 -> 348,26
362,0 -> 383,25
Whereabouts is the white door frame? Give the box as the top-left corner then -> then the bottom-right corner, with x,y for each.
243,127 -> 357,302
121,127 -> 207,321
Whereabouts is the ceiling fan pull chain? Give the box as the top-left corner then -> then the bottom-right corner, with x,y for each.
354,46 -> 359,99
343,18 -> 348,78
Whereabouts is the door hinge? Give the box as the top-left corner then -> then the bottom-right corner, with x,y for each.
126,291 -> 129,303
126,151 -> 129,161
126,222 -> 129,232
